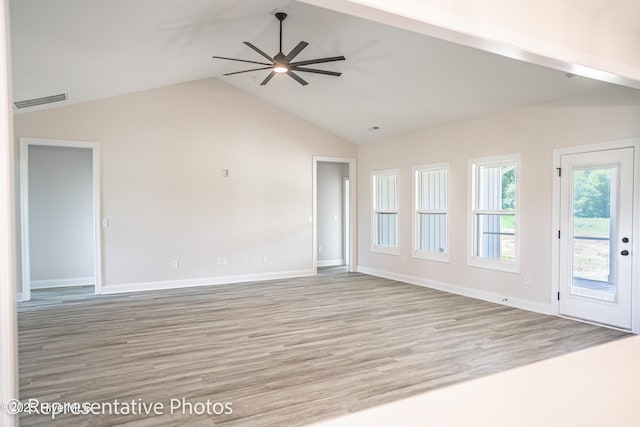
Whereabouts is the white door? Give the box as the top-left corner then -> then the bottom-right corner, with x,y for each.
559,147 -> 634,329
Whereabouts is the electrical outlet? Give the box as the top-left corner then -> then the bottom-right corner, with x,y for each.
524,274 -> 532,285
217,257 -> 223,266
263,254 -> 269,263
101,218 -> 109,228
318,245 -> 323,253
242,256 -> 248,264
171,259 -> 179,269
223,256 -> 228,265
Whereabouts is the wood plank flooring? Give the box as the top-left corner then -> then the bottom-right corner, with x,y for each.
18,268 -> 629,426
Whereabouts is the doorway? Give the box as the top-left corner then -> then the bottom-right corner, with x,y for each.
19,138 -> 102,301
313,157 -> 356,273
554,142 -> 638,331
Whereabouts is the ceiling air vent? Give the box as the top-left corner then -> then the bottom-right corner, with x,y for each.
14,93 -> 68,109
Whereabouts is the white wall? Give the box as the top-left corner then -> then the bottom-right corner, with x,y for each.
317,162 -> 349,266
28,145 -> 94,287
13,78 -> 357,293
357,85 -> 640,309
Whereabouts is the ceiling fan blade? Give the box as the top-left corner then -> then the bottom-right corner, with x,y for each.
290,67 -> 342,77
224,67 -> 274,76
212,56 -> 272,66
260,71 -> 276,86
243,42 -> 275,62
290,56 -> 345,67
285,41 -> 309,61
287,70 -> 309,86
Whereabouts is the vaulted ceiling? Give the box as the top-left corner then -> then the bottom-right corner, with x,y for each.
8,0 -> 630,143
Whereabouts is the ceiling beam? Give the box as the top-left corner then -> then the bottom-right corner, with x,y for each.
300,0 -> 640,89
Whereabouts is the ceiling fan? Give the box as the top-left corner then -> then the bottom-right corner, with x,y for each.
212,12 -> 345,86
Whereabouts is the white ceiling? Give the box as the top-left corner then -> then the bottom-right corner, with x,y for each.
9,0 -> 617,143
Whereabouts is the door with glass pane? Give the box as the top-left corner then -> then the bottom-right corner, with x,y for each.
559,148 -> 634,329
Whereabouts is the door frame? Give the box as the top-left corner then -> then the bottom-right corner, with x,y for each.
19,137 -> 102,300
343,176 -> 350,266
312,156 -> 357,274
552,138 -> 640,333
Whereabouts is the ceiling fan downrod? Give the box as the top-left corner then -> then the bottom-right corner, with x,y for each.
275,12 -> 287,54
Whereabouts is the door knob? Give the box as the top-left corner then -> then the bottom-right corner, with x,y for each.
621,250 -> 630,256
622,237 -> 629,243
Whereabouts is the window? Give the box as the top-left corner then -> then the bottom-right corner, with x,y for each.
414,163 -> 449,261
372,169 -> 399,254
469,155 -> 520,272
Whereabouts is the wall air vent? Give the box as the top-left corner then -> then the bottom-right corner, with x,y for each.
14,93 -> 68,109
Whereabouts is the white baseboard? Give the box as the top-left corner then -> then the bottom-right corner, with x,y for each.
357,265 -> 552,315
102,269 -> 315,295
31,277 -> 94,289
317,259 -> 345,267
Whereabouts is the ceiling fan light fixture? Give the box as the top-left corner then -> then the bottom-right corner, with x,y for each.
273,52 -> 288,73
212,12 -> 346,86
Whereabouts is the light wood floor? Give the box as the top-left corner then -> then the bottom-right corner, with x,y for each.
18,268 -> 629,426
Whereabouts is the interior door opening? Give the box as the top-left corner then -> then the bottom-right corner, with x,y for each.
313,157 -> 356,274
19,138 -> 102,301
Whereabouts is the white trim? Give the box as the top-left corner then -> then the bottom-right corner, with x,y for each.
31,277 -> 95,289
357,265 -> 552,315
19,141 -> 29,301
317,259 -> 345,267
370,245 -> 401,256
412,162 -> 450,262
554,138 -> 640,157
343,176 -> 350,267
552,138 -> 640,334
313,156 -> 357,274
371,168 -> 400,255
467,153 -> 521,274
19,137 -> 103,301
102,269 -> 315,295
0,0 -> 18,423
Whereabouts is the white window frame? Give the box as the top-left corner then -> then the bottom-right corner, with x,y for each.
371,168 -> 400,255
413,162 -> 450,262
468,154 -> 521,273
